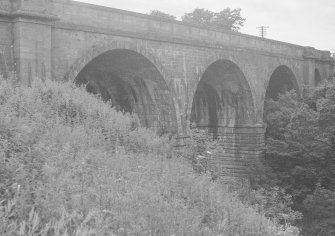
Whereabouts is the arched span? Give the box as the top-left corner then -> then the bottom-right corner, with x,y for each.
265,65 -> 299,100
65,40 -> 169,86
67,42 -> 177,134
315,68 -> 321,86
190,59 -> 255,136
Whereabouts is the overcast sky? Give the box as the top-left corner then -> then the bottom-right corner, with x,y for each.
77,0 -> 334,52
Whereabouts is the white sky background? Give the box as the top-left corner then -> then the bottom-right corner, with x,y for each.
76,0 -> 334,52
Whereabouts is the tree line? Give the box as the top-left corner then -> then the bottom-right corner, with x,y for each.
148,8 -> 245,32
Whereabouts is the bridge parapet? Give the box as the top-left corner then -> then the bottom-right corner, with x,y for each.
50,0 -> 313,59
0,0 -> 58,21
12,0 -> 50,12
3,0 -> 323,62
303,47 -> 332,61
0,0 -> 47,12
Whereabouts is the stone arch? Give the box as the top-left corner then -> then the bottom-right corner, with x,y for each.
65,40 -> 170,85
65,39 -> 177,134
315,68 -> 321,86
265,65 -> 299,100
190,57 -> 255,137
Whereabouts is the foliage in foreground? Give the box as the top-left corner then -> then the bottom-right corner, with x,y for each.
184,127 -> 302,229
261,83 -> 335,235
0,77 -> 297,235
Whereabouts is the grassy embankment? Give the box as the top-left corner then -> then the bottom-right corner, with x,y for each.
0,77 -> 298,235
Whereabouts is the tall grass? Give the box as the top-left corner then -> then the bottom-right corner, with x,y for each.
0,77 -> 298,235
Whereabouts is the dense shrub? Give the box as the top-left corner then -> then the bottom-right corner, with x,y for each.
185,126 -> 302,227
260,82 -> 335,235
0,77 -> 298,235
302,184 -> 335,236
177,126 -> 219,175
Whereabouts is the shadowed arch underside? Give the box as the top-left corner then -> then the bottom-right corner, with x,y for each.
266,65 -> 299,100
75,49 -> 177,134
263,65 -> 299,137
191,59 -> 255,136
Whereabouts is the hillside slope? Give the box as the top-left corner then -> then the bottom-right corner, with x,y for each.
0,78 -> 297,235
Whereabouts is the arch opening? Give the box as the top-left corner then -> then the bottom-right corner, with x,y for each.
191,60 -> 254,137
263,65 -> 299,140
75,49 -> 176,134
266,65 -> 298,100
315,68 -> 321,86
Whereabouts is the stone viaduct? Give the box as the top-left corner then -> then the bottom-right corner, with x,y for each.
0,0 -> 334,175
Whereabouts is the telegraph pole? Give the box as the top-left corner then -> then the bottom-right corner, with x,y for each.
257,26 -> 269,38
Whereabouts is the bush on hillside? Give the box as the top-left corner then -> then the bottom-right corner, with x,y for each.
302,184 -> 335,236
184,125 -> 302,227
259,82 -> 335,235
0,77 -> 298,235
